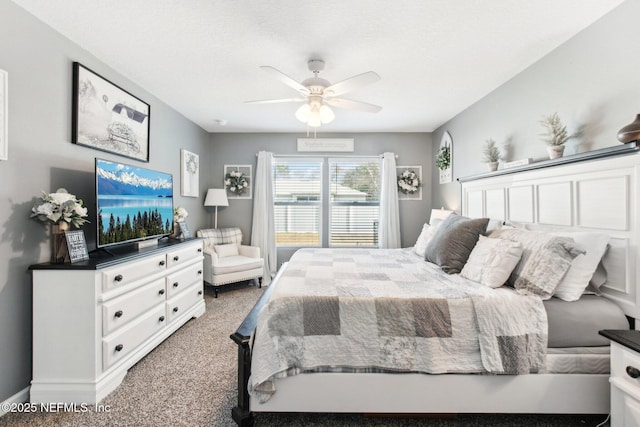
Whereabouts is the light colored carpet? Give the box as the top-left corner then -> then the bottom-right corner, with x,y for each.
0,283 -> 610,427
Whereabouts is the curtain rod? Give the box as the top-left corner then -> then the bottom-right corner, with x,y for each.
258,153 -> 398,159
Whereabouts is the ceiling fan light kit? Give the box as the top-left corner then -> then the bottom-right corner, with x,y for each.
247,59 -> 381,129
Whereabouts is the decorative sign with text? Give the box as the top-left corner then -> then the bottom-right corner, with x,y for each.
65,230 -> 89,263
177,221 -> 191,239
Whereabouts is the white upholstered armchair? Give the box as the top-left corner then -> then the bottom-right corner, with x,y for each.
196,227 -> 264,298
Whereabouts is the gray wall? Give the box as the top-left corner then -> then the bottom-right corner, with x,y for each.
0,1 -> 210,403
209,133 -> 432,266
431,0 -> 640,212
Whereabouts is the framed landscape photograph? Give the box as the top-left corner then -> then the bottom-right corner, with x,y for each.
72,62 -> 150,162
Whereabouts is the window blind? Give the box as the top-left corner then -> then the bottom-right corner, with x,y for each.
273,158 -> 322,246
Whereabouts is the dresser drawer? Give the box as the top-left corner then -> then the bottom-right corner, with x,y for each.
102,278 -> 166,335
102,305 -> 167,370
166,242 -> 203,268
102,254 -> 167,292
166,261 -> 203,298
166,283 -> 204,323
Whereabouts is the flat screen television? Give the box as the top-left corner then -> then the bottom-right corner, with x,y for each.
95,158 -> 173,248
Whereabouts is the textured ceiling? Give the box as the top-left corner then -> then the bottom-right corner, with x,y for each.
11,0 -> 625,133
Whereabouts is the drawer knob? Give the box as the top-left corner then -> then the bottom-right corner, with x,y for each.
173,256 -> 179,261
114,310 -> 123,318
159,260 -> 166,266
197,270 -> 203,275
115,344 -> 124,352
198,290 -> 203,296
159,316 -> 165,322
173,282 -> 179,288
173,307 -> 179,313
627,366 -> 640,379
114,274 -> 123,282
197,248 -> 202,253
158,289 -> 165,295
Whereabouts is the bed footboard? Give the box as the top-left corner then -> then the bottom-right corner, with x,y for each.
230,276 -> 276,427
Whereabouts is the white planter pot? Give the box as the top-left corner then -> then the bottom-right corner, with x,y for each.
547,145 -> 565,159
486,162 -> 498,172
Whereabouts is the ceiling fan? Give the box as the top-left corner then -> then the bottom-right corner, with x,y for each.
246,59 -> 382,128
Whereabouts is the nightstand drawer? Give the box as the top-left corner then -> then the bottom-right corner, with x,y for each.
615,344 -> 640,391
102,278 -> 166,335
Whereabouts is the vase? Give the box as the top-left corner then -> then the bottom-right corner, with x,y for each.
546,145 -> 565,160
617,114 -> 640,143
486,162 -> 498,172
51,222 -> 69,263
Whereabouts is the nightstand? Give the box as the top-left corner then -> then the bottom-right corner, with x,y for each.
600,330 -> 640,427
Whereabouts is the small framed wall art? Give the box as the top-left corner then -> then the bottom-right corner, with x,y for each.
224,165 -> 252,199
437,131 -> 453,184
72,62 -> 150,162
181,149 -> 199,197
0,69 -> 7,161
396,165 -> 422,200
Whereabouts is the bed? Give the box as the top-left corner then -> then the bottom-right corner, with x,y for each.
231,150 -> 640,426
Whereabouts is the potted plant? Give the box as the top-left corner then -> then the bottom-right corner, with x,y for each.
436,145 -> 451,171
540,112 -> 573,159
482,139 -> 502,171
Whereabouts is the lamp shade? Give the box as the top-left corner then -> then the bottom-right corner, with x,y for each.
204,189 -> 229,207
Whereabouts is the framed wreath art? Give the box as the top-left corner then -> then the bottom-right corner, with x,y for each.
181,149 -> 199,197
224,165 -> 252,199
396,166 -> 422,200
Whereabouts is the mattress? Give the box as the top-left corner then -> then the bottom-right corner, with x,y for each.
543,347 -> 610,374
544,294 -> 629,348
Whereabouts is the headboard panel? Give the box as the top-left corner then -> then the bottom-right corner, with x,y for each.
460,154 -> 640,321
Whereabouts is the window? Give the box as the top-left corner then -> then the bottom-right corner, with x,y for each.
273,156 -> 380,247
273,158 -> 322,246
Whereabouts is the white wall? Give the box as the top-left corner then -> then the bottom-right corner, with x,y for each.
431,0 -> 640,212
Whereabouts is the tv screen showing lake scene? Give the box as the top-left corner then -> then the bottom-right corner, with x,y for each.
96,158 -> 173,247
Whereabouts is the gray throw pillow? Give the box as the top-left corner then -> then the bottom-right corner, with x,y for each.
425,215 -> 490,274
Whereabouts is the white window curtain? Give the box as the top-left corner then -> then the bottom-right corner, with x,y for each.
378,152 -> 401,248
251,151 -> 276,285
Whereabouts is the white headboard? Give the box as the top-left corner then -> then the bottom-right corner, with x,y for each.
460,152 -> 640,321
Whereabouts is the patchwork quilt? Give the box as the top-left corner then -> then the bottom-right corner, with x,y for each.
249,248 -> 548,403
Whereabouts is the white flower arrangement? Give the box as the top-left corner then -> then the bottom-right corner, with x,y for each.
225,170 -> 249,196
30,188 -> 89,228
397,169 -> 421,194
174,206 -> 188,222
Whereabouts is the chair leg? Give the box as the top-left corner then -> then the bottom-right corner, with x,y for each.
214,287 -> 219,298
258,277 -> 262,288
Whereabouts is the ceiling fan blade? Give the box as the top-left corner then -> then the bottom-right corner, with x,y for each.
324,71 -> 380,97
326,97 -> 382,113
260,66 -> 310,95
245,98 -> 306,104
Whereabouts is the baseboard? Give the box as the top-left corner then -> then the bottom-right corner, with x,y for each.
0,386 -> 30,417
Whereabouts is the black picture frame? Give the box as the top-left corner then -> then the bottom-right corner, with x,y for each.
65,230 -> 90,263
72,62 -> 150,162
177,220 -> 191,239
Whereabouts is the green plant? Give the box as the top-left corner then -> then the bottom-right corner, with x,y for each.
436,146 -> 451,170
482,139 -> 502,163
540,112 -> 572,146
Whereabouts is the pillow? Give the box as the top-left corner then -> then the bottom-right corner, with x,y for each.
550,232 -> 609,301
460,235 -> 524,288
425,215 -> 489,274
214,243 -> 239,258
413,219 -> 444,257
585,258 -> 608,295
489,228 -> 585,299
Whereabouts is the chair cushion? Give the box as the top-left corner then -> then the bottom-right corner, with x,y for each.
212,255 -> 264,275
197,227 -> 243,250
215,243 -> 239,257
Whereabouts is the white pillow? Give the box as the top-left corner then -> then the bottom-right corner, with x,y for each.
551,232 -> 609,301
413,219 -> 443,257
460,235 -> 524,288
214,243 -> 239,258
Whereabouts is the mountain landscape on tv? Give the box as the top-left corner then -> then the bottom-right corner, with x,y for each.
96,160 -> 174,247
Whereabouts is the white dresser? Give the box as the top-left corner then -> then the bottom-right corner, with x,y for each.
601,330 -> 640,427
29,238 -> 206,404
